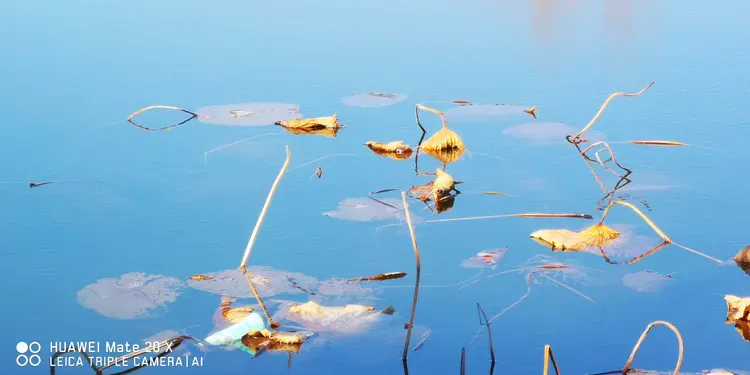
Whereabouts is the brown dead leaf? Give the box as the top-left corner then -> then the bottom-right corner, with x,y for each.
221,306 -> 256,324
725,295 -> 750,322
734,246 -> 750,276
524,106 -> 537,119
365,141 -> 413,160
240,330 -> 313,355
275,115 -> 344,137
189,274 -> 214,281
348,272 -> 408,282
314,166 -> 323,179
433,168 -> 455,193
734,321 -> 750,342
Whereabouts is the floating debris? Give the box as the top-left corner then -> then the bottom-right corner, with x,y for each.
76,273 -> 185,319
452,100 -> 472,105
29,181 -> 55,189
412,329 -> 431,352
189,274 -> 214,281
365,141 -> 414,160
205,312 -> 267,345
341,92 -> 408,107
312,166 -> 323,179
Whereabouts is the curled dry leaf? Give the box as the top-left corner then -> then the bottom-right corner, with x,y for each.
365,141 -> 414,160
734,321 -> 750,342
220,300 -> 256,324
530,223 -> 621,252
189,274 -> 214,281
433,168 -> 456,194
240,331 -> 314,356
734,246 -> 750,276
725,295 -> 750,323
461,248 -> 508,269
274,300 -> 387,334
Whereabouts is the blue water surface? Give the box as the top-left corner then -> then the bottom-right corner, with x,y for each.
2,0 -> 749,374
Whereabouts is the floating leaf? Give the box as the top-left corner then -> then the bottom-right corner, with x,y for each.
274,300 -> 387,333
460,248 -> 508,269
502,122 -> 606,142
725,295 -> 750,323
323,197 -> 404,222
188,267 -> 319,299
433,168 -> 456,193
220,303 -> 256,324
76,273 -> 185,319
341,92 -> 408,107
622,271 -> 673,293
348,272 -> 407,282
194,102 -> 301,126
365,141 -> 414,160
734,246 -> 750,276
275,115 -> 344,137
443,103 -> 537,123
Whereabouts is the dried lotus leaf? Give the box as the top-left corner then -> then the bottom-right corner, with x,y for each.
275,115 -> 342,129
365,141 -> 414,159
725,295 -> 750,322
530,229 -> 587,251
734,321 -> 750,342
420,127 -> 466,152
288,301 -> 375,316
577,224 -> 621,248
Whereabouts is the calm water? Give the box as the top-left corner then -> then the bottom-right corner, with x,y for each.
2,0 -> 750,374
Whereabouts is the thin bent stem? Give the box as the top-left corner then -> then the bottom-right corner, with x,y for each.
543,345 -> 561,375
622,321 -> 683,375
401,191 -> 422,361
477,303 -> 497,364
203,132 -> 282,161
569,82 -> 655,141
472,272 -> 534,344
416,104 -> 447,130
424,213 -> 593,224
125,105 -> 198,132
239,145 -> 291,270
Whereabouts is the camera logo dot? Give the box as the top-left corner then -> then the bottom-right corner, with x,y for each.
16,341 -> 41,367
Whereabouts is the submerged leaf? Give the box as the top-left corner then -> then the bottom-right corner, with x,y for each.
323,197 -> 403,222
444,103 -> 536,123
622,271 -> 673,293
502,122 -> 605,142
365,141 -> 413,159
188,267 -> 319,299
342,92 -> 408,107
196,102 -> 301,126
734,246 -> 750,276
76,273 -> 185,319
461,248 -> 508,269
274,300 -> 387,333
725,295 -> 750,323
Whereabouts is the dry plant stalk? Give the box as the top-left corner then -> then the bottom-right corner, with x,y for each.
239,145 -> 291,270
243,269 -> 278,329
460,348 -> 466,375
424,213 -> 593,224
524,105 -> 537,119
567,82 -> 655,143
477,303 -> 496,364
620,321 -> 683,375
542,345 -> 561,375
628,140 -> 687,146
126,105 -> 198,131
365,141 -> 414,159
401,191 -> 422,361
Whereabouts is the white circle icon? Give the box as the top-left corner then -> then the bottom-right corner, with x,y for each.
16,354 -> 28,366
16,341 -> 28,353
29,342 -> 41,353
29,355 -> 41,366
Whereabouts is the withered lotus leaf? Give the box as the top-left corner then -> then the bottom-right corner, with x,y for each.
275,115 -> 342,129
221,304 -> 256,324
420,127 -> 466,153
274,300 -> 386,333
423,148 -> 464,164
433,168 -> 455,194
734,321 -> 750,342
289,301 -> 375,316
725,295 -> 750,323
530,224 -> 621,252
365,141 -> 413,159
